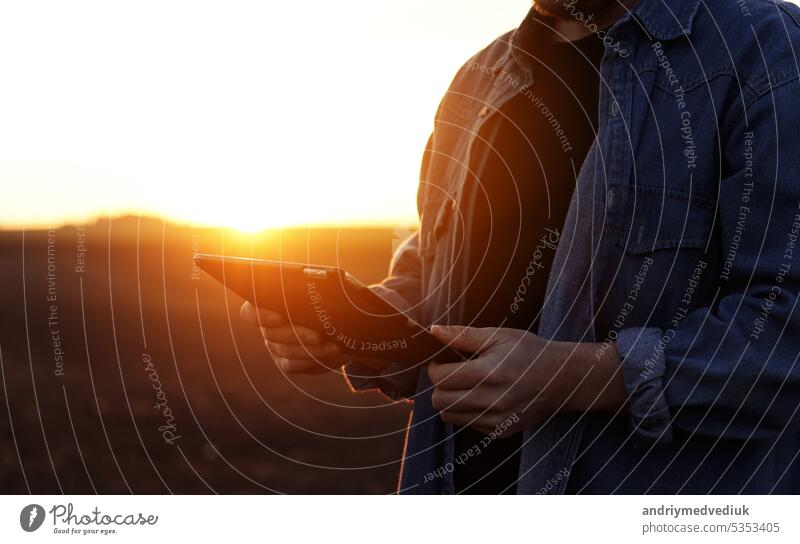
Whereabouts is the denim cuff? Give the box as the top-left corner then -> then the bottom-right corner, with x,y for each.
616,327 -> 673,443
343,361 -> 418,402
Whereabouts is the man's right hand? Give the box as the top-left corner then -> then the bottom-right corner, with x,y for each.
240,301 -> 351,374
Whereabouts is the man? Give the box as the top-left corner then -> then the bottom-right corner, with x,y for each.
243,0 -> 800,494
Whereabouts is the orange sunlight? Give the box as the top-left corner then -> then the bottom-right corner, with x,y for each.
0,0 -> 531,231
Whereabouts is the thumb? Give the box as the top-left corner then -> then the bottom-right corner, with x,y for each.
431,325 -> 496,353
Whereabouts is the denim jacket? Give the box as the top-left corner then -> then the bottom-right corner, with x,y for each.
347,0 -> 800,494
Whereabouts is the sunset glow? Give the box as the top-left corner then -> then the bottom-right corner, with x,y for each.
0,0 -> 531,231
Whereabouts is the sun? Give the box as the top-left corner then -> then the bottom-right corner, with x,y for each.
226,216 -> 273,234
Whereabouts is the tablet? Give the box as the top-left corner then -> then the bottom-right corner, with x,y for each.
194,254 -> 466,365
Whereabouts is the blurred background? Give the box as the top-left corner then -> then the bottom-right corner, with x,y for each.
0,0 -> 532,493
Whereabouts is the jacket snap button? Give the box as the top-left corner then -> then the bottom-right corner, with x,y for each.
606,188 -> 615,209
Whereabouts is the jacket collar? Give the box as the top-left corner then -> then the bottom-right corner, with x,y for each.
629,0 -> 702,41
511,0 -> 703,43
493,0 -> 701,74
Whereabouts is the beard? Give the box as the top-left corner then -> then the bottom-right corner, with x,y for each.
533,0 -> 622,20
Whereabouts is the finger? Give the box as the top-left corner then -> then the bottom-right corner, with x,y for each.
438,410 -> 492,428
240,301 -> 256,323
274,357 -> 340,375
470,423 -> 521,439
240,301 -> 282,327
266,340 -> 340,360
428,359 -> 492,390
431,325 -> 497,353
262,325 -> 322,346
470,425 -> 496,436
431,387 -> 498,413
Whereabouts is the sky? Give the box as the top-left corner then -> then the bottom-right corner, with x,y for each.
0,0 -> 532,231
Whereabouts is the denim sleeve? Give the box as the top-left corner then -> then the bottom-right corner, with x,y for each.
342,232 -> 422,401
617,83 -> 800,442
616,327 -> 673,443
654,82 -> 800,440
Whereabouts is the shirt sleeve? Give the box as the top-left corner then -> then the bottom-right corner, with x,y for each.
343,232 -> 423,401
616,327 -> 673,443
617,79 -> 800,442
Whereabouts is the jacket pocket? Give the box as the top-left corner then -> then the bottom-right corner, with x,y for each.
618,186 -> 716,255
597,187 -> 719,334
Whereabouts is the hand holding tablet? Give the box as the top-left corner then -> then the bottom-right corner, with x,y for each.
195,254 -> 467,373
240,302 -> 382,374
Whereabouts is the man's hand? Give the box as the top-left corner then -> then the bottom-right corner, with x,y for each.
240,301 -> 348,374
427,325 -> 627,436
